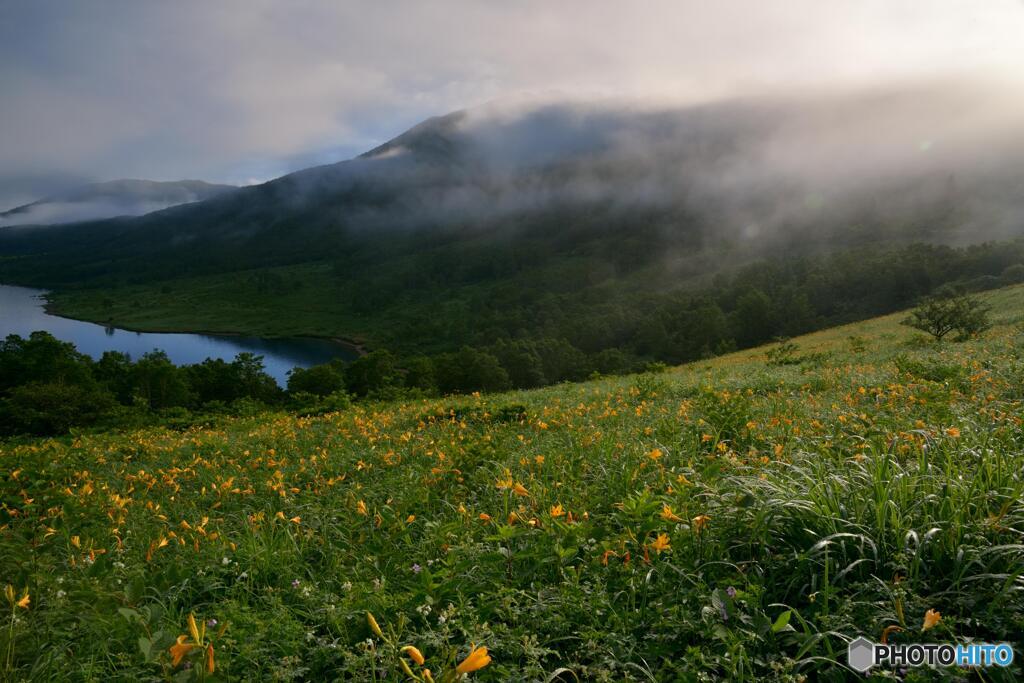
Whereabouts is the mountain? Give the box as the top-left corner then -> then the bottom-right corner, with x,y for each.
0,178 -> 237,227
2,80 -> 1024,362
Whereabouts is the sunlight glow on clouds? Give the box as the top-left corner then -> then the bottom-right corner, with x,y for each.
1,0 -> 1023,207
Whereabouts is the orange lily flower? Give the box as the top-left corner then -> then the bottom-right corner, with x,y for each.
401,645 -> 425,665
456,644 -> 492,674
170,635 -> 194,666
660,505 -> 683,523
367,612 -> 384,638
649,533 -> 671,554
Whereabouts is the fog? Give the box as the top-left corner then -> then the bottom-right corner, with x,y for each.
0,180 -> 236,228
261,76 -> 1024,250
1,198 -> 202,228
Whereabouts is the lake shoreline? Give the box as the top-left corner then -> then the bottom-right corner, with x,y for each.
0,282 -> 363,385
37,291 -> 369,357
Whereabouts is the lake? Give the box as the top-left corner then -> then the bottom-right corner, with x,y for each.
0,284 -> 359,384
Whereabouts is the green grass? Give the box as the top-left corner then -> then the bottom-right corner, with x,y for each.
46,264 -> 377,343
3,286 -> 1024,680
41,252 -> 714,354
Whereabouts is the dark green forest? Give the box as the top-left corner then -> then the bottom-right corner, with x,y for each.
4,238 -> 1023,437
4,101 -> 1024,439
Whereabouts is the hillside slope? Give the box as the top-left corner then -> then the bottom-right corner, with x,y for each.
2,285 -> 1023,679
3,82 -> 1024,365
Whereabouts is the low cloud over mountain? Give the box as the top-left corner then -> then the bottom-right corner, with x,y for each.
2,78 -> 1024,288
0,179 -> 237,227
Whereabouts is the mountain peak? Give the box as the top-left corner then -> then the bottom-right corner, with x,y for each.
359,110 -> 469,163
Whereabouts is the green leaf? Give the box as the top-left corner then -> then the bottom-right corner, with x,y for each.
118,607 -> 140,623
137,636 -> 152,661
126,576 -> 146,603
771,609 -> 793,633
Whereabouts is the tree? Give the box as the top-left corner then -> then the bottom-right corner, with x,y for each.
344,350 -> 399,397
1001,263 -> 1024,284
490,340 -> 546,389
433,347 -> 510,394
668,300 -> 729,361
534,338 -> 588,383
401,355 -> 437,394
94,351 -> 135,403
132,351 -> 192,409
187,358 -> 237,405
590,347 -> 637,375
0,332 -> 115,435
0,381 -> 115,435
634,317 -> 670,357
730,288 -> 776,348
0,331 -> 95,390
185,354 -> 280,405
902,291 -> 991,341
287,363 -> 346,397
231,353 -> 281,404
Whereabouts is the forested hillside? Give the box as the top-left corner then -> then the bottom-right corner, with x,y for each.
4,85 -> 1024,382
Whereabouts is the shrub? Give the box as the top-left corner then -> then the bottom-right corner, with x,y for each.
0,381 -> 115,435
292,390 -> 352,417
902,291 -> 992,342
1001,263 -> 1024,284
893,354 -> 967,385
765,340 -> 801,366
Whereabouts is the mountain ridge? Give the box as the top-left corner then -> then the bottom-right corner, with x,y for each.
2,84 -> 1024,367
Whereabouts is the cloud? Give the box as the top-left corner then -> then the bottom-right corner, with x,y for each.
0,179 -> 236,226
0,198 -> 194,228
291,77 -> 1024,249
1,0 -> 1024,196
0,171 -> 94,213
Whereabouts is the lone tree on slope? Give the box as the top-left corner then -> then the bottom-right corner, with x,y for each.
902,289 -> 992,342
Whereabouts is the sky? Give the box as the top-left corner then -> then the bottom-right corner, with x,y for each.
2,0 -> 1024,210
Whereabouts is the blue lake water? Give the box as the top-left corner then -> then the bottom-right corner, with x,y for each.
0,284 -> 358,384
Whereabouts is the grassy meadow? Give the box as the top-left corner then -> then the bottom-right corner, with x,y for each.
44,264 -> 378,342
3,286 -> 1024,680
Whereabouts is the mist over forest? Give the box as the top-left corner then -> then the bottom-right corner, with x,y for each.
351,78 -> 1024,246
4,77 -> 1024,290
0,179 -> 237,227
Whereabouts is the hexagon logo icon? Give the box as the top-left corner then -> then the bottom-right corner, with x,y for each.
848,636 -> 875,673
